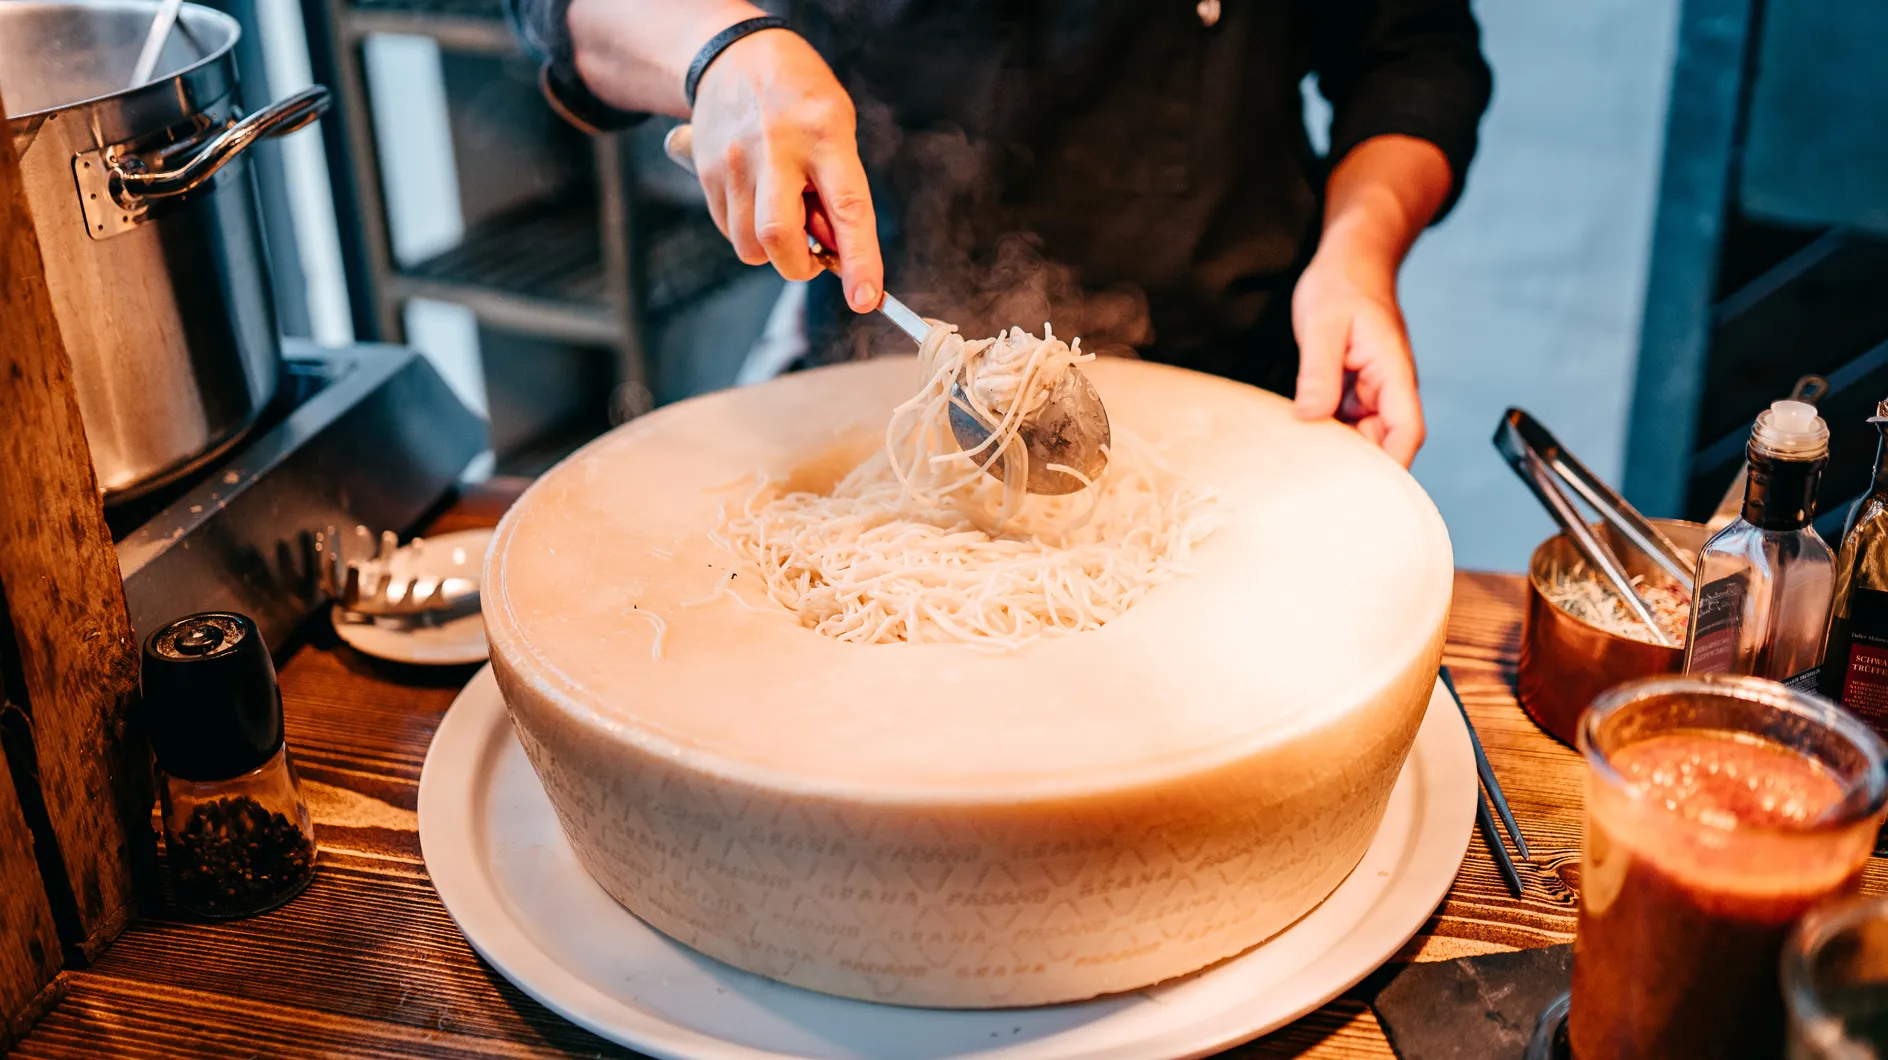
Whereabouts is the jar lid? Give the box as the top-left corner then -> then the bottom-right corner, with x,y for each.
141,612 -> 284,782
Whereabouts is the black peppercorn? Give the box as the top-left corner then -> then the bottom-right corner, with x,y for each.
169,795 -> 316,917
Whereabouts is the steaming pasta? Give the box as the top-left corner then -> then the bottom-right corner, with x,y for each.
702,323 -> 1220,647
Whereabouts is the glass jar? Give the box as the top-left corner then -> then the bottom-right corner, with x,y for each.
158,745 -> 316,918
1563,675 -> 1887,1059
1785,894 -> 1888,1059
143,612 -> 318,919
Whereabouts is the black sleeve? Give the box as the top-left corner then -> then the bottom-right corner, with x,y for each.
505,0 -> 648,133
1305,0 -> 1494,221
506,0 -> 570,73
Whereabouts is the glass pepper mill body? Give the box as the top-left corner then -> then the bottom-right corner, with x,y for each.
157,746 -> 316,918
143,612 -> 317,919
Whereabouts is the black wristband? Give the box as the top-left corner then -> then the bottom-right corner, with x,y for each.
684,16 -> 791,110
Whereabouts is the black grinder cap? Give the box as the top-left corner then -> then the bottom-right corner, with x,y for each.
142,613 -> 284,782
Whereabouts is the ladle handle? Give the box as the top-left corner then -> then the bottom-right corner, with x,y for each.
129,0 -> 184,89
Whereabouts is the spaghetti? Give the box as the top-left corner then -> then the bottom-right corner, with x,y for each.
713,323 -> 1219,647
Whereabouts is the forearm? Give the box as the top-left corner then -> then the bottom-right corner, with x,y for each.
1320,134 -> 1454,271
560,0 -> 764,116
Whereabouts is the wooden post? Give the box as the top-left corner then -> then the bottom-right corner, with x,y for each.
0,666 -> 63,1050
0,82 -> 149,990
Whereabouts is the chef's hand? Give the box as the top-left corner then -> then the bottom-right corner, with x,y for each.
566,0 -> 884,312
689,30 -> 883,310
1292,135 -> 1454,468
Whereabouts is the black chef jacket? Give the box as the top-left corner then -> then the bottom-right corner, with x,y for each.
511,1 -> 1492,396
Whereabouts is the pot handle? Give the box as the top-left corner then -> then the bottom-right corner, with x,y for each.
112,86 -> 331,204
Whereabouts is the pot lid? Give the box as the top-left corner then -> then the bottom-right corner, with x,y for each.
0,1 -> 237,122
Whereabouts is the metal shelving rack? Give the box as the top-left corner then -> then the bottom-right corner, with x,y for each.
301,0 -> 651,421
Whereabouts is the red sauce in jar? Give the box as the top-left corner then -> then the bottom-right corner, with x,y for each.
1569,730 -> 1870,1059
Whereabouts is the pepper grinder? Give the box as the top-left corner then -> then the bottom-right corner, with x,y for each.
142,612 -> 317,918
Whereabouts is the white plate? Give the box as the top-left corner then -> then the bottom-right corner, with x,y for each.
420,670 -> 1475,1060
332,528 -> 491,666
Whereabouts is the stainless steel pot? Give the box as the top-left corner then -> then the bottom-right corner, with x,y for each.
1,1 -> 330,502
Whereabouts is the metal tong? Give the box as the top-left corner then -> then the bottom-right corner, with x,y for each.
1441,666 -> 1529,897
1494,409 -> 1693,647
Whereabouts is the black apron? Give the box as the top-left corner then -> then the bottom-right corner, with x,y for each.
791,0 -> 1324,398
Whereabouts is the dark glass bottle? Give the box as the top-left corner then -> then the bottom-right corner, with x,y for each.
142,612 -> 317,918
1820,402 -> 1888,728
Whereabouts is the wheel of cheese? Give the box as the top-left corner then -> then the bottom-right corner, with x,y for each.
483,357 -> 1453,1008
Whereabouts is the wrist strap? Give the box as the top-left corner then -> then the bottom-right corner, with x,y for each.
685,16 -> 791,110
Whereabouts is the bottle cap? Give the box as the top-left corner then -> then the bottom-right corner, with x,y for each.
141,612 -> 285,782
1753,400 -> 1830,460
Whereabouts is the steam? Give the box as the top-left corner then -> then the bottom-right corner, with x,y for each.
833,110 -> 1153,361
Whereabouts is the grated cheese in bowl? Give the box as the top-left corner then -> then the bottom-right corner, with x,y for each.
1542,559 -> 1691,646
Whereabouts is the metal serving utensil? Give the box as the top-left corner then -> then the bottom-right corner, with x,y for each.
1495,408 -> 1687,647
949,367 -> 1111,494
662,123 -> 1110,495
313,526 -> 479,623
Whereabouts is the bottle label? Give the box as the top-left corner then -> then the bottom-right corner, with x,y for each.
1783,667 -> 1822,693
1688,572 -> 1748,674
1840,587 -> 1888,723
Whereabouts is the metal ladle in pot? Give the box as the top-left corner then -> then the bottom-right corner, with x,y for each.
129,0 -> 184,89
128,0 -> 183,87
662,123 -> 1110,495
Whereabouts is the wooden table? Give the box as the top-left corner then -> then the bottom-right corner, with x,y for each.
16,482 -> 1879,1058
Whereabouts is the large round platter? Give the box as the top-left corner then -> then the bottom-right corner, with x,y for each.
419,666 -> 1475,1059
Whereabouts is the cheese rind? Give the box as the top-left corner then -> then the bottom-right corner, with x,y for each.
484,357 -> 1453,1007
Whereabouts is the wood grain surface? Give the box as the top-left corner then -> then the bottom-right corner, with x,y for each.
0,82 -> 135,1036
12,485 -> 1876,1057
0,666 -> 64,1051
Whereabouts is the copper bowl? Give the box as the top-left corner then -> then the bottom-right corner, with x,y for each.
1518,519 -> 1707,746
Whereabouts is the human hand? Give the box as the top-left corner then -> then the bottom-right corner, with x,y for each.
1291,135 -> 1452,468
1291,228 -> 1423,467
686,29 -> 884,312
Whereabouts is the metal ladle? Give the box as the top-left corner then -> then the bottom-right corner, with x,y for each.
663,123 -> 1110,495
128,0 -> 184,89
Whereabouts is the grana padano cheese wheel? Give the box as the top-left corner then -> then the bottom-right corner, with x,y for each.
483,356 -> 1453,1008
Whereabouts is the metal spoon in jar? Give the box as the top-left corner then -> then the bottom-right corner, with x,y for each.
663,124 -> 1109,495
